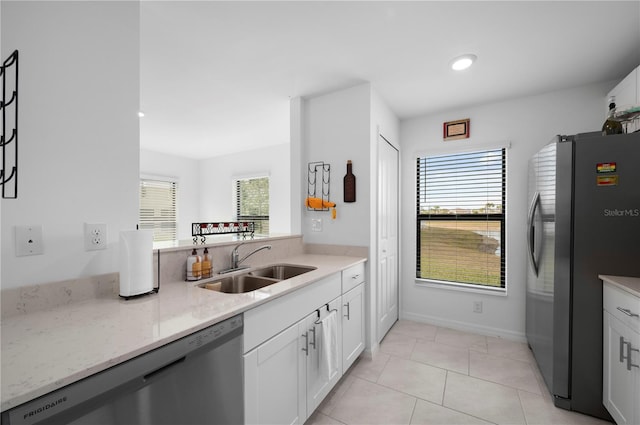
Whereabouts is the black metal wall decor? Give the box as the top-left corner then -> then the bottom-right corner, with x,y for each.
307,161 -> 331,210
192,222 -> 255,244
1,50 -> 18,199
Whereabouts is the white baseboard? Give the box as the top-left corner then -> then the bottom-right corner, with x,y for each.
400,311 -> 527,343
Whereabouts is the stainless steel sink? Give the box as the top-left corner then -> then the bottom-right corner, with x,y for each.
249,264 -> 317,280
198,264 -> 316,294
199,274 -> 279,294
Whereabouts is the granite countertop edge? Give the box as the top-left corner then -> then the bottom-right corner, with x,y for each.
600,274 -> 640,299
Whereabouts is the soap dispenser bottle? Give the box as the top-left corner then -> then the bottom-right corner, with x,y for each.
186,249 -> 202,281
202,247 -> 212,278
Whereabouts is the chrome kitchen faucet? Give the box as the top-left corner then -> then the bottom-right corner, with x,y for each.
230,243 -> 272,270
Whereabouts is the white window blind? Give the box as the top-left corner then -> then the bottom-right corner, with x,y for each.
139,179 -> 177,242
416,148 -> 506,289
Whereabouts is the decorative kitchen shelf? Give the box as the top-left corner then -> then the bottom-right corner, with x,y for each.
1,50 -> 18,199
192,222 -> 255,243
307,161 -> 331,211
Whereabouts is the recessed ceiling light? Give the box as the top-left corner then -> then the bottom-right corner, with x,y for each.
451,54 -> 477,71
138,111 -> 145,118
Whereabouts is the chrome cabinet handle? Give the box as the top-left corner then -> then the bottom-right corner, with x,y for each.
344,302 -> 350,320
309,326 -> 316,350
626,341 -> 639,371
302,331 -> 309,356
352,274 -> 360,280
617,307 -> 640,318
620,336 -> 640,371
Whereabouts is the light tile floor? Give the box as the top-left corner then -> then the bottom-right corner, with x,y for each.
305,320 -> 613,425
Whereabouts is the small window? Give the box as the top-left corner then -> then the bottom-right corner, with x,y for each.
416,148 -> 506,289
236,176 -> 269,235
139,178 -> 177,242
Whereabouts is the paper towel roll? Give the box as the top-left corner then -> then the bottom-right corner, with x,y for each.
119,229 -> 154,298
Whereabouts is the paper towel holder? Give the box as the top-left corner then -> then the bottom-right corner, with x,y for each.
119,228 -> 160,300
120,283 -> 159,300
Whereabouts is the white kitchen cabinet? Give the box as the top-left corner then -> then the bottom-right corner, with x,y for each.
342,282 -> 365,373
244,322 -> 306,425
606,65 -> 640,133
244,272 -> 345,424
602,282 -> 640,425
305,296 -> 342,415
607,66 -> 638,110
245,296 -> 342,425
341,263 -> 366,374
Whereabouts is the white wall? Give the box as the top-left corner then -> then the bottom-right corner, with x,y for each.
301,84 -> 371,245
200,143 -> 291,235
1,1 -> 140,289
399,81 -> 615,340
140,149 -> 200,241
296,83 -> 400,353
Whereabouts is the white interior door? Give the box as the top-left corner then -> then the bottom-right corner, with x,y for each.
377,136 -> 399,342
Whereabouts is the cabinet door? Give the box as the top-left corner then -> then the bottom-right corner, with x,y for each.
244,322 -> 306,425
342,283 -> 365,374
607,67 -> 638,111
305,298 -> 342,417
603,311 -> 639,425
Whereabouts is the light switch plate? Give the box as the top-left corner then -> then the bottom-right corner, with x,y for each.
16,225 -> 44,256
311,218 -> 323,232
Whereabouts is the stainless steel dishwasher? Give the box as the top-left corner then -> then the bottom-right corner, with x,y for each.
2,315 -> 243,425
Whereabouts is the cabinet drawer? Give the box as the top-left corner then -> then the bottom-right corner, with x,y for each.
244,273 -> 341,352
604,283 -> 640,334
342,262 -> 365,293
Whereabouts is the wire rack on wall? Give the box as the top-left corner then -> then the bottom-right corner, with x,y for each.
1,50 -> 18,199
307,161 -> 330,210
192,222 -> 255,244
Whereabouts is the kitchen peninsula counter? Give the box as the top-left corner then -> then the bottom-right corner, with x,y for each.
0,253 -> 366,412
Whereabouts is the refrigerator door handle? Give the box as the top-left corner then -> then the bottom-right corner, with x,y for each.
527,192 -> 541,276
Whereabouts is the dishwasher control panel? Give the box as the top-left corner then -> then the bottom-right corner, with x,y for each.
187,314 -> 243,349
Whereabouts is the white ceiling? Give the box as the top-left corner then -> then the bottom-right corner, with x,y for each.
140,1 -> 640,159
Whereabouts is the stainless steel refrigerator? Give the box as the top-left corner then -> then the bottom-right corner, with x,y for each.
526,131 -> 640,420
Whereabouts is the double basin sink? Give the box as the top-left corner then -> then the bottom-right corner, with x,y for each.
198,264 -> 316,294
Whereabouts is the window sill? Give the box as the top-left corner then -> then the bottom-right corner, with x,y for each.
415,278 -> 507,296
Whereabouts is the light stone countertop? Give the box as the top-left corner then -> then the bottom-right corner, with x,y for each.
1,253 -> 366,412
599,275 -> 640,298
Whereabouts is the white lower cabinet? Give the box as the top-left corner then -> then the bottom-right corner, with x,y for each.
305,296 -> 342,415
603,282 -> 640,425
342,282 -> 365,374
243,271 -> 347,425
244,322 -> 306,425
244,265 -> 367,424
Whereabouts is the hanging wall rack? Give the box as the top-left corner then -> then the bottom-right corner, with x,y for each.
307,161 -> 331,210
1,50 -> 18,199
192,221 -> 255,244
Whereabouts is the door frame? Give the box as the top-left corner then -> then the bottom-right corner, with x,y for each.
376,133 -> 400,343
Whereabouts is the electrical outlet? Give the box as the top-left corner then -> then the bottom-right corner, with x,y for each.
85,223 -> 107,251
473,301 -> 483,313
16,225 -> 44,256
311,218 -> 323,232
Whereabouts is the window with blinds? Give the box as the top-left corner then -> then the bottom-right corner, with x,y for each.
236,177 -> 269,236
416,148 -> 506,289
139,179 -> 177,242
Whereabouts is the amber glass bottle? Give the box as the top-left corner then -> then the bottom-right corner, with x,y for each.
602,96 -> 624,136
